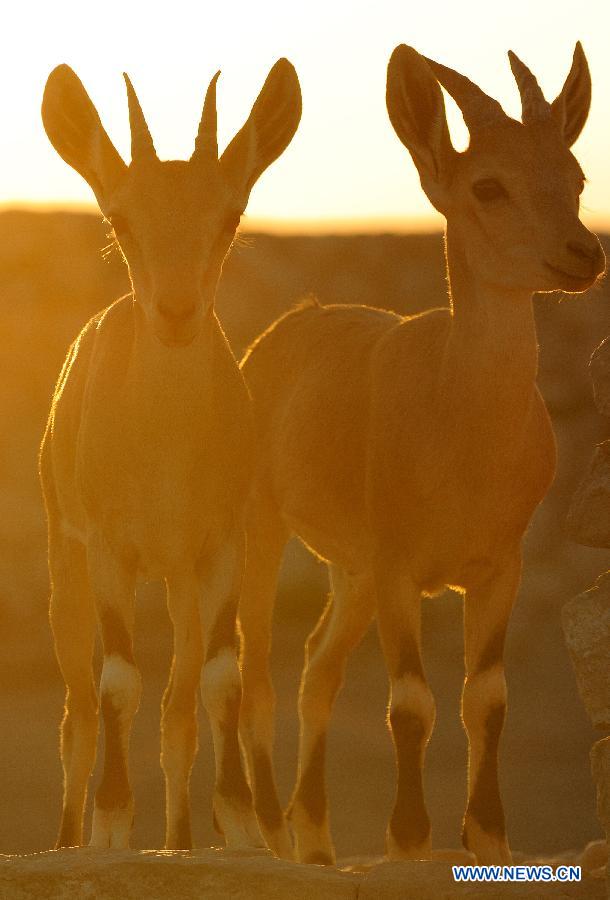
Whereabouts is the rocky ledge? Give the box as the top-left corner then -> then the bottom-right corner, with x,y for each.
0,846 -> 606,900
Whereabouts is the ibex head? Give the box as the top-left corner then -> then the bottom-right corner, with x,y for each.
386,44 -> 605,294
42,61 -> 302,346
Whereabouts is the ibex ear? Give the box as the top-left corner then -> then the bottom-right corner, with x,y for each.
386,45 -> 456,213
220,58 -> 302,202
551,42 -> 591,147
42,65 -> 127,202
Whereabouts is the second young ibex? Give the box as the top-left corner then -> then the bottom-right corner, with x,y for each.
237,44 -> 604,864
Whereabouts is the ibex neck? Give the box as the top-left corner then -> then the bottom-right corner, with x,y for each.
444,227 -> 539,393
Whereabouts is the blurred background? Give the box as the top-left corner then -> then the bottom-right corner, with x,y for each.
0,0 -> 609,862
2,0 -> 610,231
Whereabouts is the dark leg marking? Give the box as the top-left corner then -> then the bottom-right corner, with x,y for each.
216,686 -> 253,808
396,634 -> 425,681
465,703 -> 506,838
206,600 -> 238,663
293,733 -> 327,826
99,608 -> 135,663
174,811 -> 192,850
96,697 -> 130,811
213,809 -> 224,836
251,746 -> 285,832
389,707 -> 430,848
475,629 -> 506,674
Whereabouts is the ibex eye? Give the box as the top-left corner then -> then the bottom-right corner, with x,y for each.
472,179 -> 508,203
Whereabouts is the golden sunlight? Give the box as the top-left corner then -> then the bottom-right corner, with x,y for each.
2,0 -> 610,230
2,0 -> 610,881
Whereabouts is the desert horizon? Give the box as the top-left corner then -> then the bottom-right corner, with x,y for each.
6,202 -> 610,238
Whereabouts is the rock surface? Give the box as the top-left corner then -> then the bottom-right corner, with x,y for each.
591,337 -> 610,417
358,859 -> 602,899
0,849 -> 605,900
591,738 -> 610,896
0,848 -> 358,900
579,838 -> 608,874
566,441 -> 610,548
561,572 -> 610,730
592,739 -> 610,834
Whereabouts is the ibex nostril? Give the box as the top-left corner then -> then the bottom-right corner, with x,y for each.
158,303 -> 197,323
566,239 -> 598,262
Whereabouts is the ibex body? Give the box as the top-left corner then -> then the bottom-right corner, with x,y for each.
238,45 -> 604,864
39,61 -> 301,850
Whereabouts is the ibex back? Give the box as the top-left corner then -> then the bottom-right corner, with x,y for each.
237,44 -> 604,864
39,60 -> 301,850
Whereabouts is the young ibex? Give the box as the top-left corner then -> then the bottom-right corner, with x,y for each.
40,61 -> 301,850
237,44 -> 604,864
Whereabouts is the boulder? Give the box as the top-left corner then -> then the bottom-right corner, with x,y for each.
591,337 -> 610,417
566,441 -> 610,548
0,847 -> 359,900
591,738 -> 610,896
0,849 -> 605,899
579,838 -> 607,875
561,572 -> 610,730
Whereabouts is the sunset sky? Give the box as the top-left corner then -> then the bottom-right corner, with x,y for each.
3,0 -> 610,231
